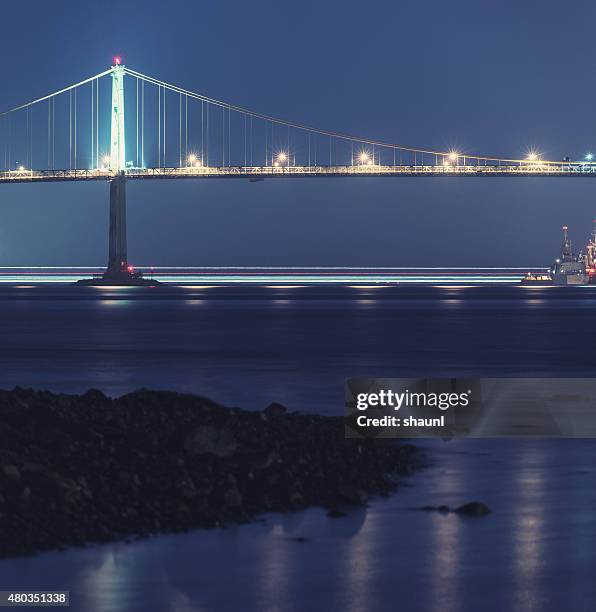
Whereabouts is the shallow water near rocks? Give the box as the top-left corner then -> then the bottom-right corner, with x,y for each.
2,438 -> 595,612
1,285 -> 596,611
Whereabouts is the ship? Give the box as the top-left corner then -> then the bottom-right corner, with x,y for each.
521,221 -> 596,286
520,272 -> 553,285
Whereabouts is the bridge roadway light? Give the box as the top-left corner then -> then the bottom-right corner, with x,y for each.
586,153 -> 594,161
276,152 -> 288,166
447,151 -> 459,163
358,152 -> 371,165
526,151 -> 540,162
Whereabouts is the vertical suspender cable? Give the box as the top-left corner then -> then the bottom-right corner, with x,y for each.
135,77 -> 139,168
95,80 -> 99,168
136,78 -> 139,167
141,80 -> 145,167
69,91 -> 72,169
48,99 -> 51,169
26,107 -> 29,168
74,88 -> 77,169
206,103 -> 209,166
52,97 -> 55,170
158,86 -> 161,168
91,81 -> 94,168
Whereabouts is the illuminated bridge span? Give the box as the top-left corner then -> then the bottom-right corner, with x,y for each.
0,58 -> 594,281
2,58 -> 596,181
2,164 -> 596,184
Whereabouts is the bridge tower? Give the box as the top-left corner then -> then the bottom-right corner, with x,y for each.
105,58 -> 130,279
82,58 -> 156,285
110,59 -> 126,173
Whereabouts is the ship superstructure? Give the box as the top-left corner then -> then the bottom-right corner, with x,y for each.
551,225 -> 589,285
522,221 -> 596,286
585,219 -> 596,279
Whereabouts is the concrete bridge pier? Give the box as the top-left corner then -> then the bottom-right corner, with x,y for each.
76,172 -> 156,285
106,171 -> 127,276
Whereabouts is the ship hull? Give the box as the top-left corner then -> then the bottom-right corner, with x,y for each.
552,273 -> 589,286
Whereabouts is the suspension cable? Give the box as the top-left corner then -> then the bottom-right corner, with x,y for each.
0,69 -> 113,117
124,66 -> 571,165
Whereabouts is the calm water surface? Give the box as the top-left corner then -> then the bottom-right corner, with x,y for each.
1,284 -> 595,611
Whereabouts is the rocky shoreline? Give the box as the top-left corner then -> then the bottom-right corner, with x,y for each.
0,388 -> 420,558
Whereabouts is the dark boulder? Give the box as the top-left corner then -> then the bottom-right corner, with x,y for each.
0,387 -> 420,558
455,501 -> 491,516
184,426 -> 238,458
263,402 -> 287,417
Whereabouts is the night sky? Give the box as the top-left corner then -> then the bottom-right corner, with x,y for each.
0,0 -> 595,268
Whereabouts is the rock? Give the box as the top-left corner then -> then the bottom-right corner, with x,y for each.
2,465 -> 20,481
184,426 -> 238,458
327,508 -> 347,518
252,450 -> 280,470
264,402 -> 287,417
223,485 -> 243,508
338,484 -> 369,505
0,387 -> 419,559
21,462 -> 47,474
82,389 -> 107,402
455,502 -> 491,516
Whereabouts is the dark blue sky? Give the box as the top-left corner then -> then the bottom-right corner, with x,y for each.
0,0 -> 595,267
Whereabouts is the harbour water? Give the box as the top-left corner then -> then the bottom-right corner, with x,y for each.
1,282 -> 595,611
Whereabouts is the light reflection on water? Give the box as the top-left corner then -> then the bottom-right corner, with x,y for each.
513,444 -> 547,611
0,287 -> 595,610
0,284 -> 594,410
429,461 -> 462,612
2,440 -> 596,611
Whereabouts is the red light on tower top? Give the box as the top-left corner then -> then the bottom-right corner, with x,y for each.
113,56 -> 122,66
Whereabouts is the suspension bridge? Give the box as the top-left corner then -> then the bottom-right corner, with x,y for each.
0,58 -> 594,283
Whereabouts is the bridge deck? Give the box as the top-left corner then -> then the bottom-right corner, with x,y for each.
1,164 -> 596,184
